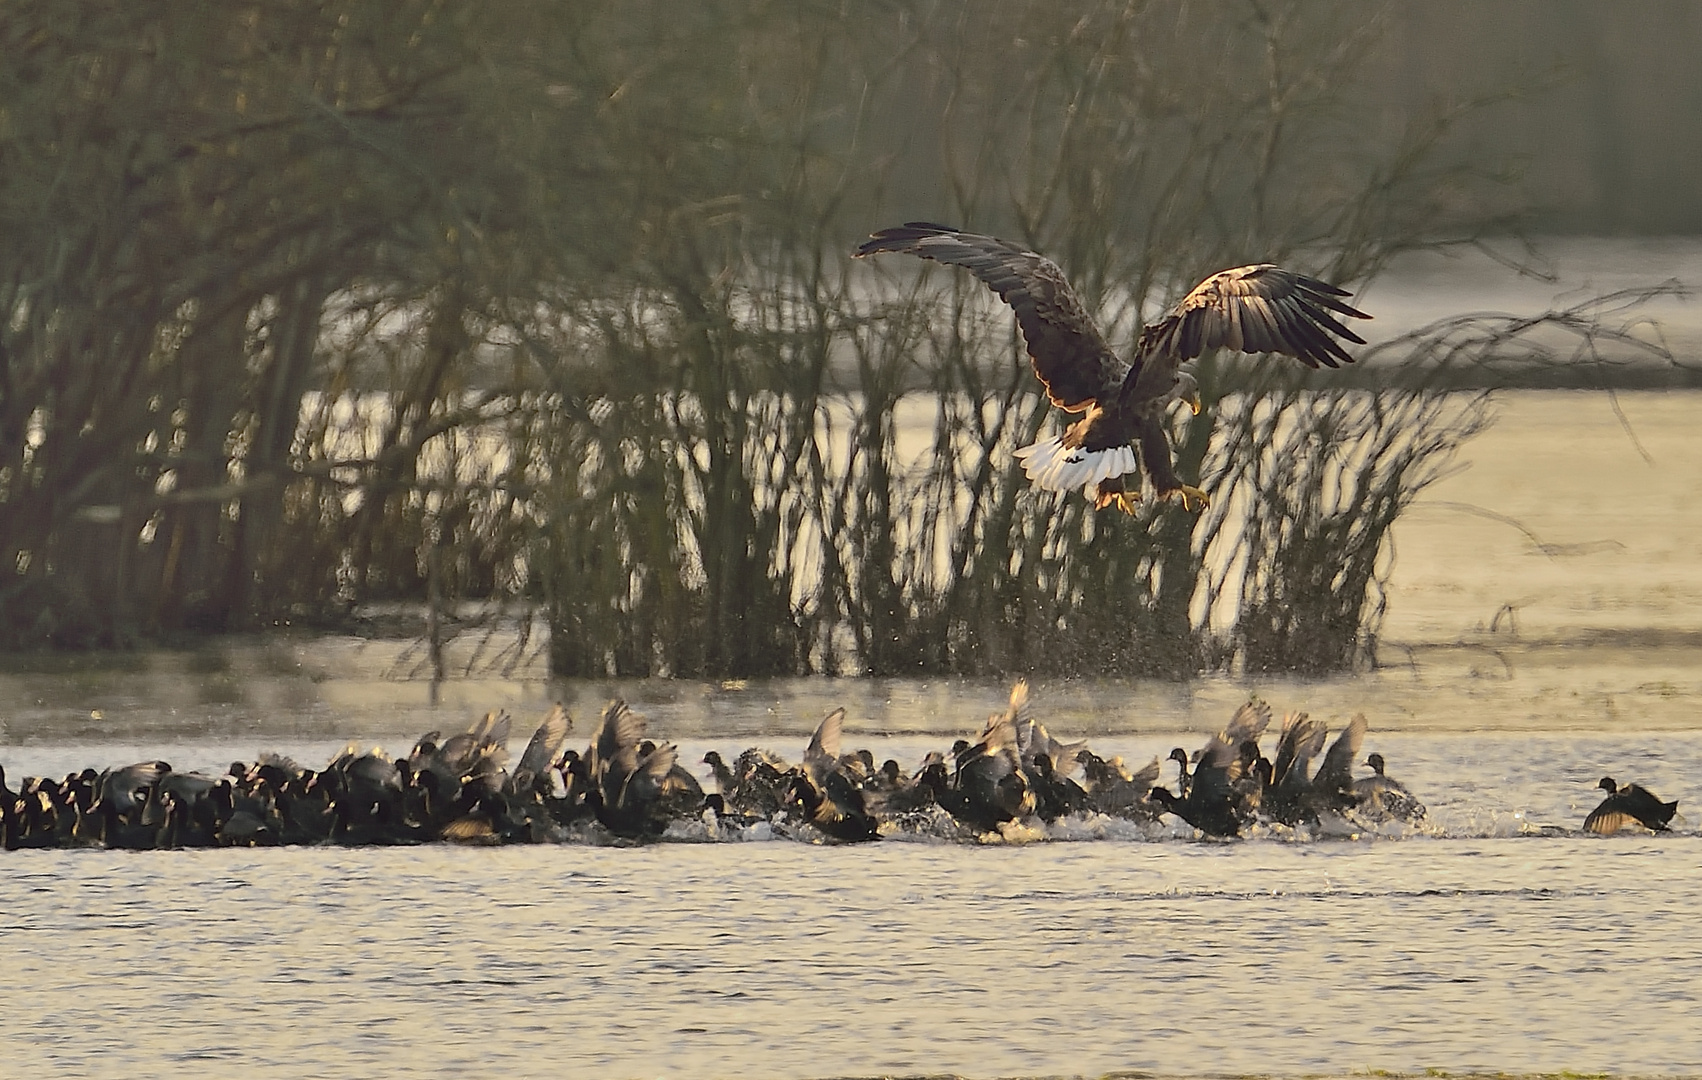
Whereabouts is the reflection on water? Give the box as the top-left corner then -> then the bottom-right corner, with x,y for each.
4,389 -> 1702,1076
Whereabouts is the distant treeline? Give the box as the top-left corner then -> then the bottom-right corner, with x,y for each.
0,1 -> 1688,672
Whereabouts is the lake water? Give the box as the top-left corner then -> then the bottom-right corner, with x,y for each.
4,376 -> 1702,1077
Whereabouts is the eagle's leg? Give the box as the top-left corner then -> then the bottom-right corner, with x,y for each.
1136,413 -> 1210,511
1091,476 -> 1141,515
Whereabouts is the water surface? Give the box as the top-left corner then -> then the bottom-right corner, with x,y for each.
4,784 -> 1700,1078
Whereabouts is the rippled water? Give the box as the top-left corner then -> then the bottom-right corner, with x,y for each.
3,770 -> 1700,1078
4,729 -> 1700,1078
6,380 -> 1702,1077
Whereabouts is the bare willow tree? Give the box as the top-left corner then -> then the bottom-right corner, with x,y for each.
0,1 -> 628,646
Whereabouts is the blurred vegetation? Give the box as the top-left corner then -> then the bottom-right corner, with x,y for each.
0,1 -> 1687,674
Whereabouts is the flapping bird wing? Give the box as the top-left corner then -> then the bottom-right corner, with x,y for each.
804,708 -> 846,771
1127,756 -> 1163,790
102,761 -> 166,807
1312,714 -> 1368,797
513,705 -> 573,787
1272,713 -> 1326,790
617,741 -> 679,811
1004,679 -> 1033,727
1124,264 -> 1370,409
590,700 -> 646,792
468,710 -> 503,746
1200,700 -> 1274,771
972,715 -> 1021,758
159,771 -> 219,801
257,751 -> 303,778
855,223 -> 1127,412
1586,782 -> 1677,833
1138,264 -> 1370,369
1583,799 -> 1640,835
435,732 -> 479,773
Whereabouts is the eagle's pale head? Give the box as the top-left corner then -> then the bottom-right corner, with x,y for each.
1170,370 -> 1202,415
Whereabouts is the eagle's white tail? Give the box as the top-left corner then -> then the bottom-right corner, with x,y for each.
1012,437 -> 1138,495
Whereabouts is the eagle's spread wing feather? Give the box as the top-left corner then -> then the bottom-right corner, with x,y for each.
854,224 -> 1371,512
855,223 -> 1126,412
1139,263 -> 1371,374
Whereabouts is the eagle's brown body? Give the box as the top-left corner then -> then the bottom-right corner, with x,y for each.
854,222 -> 1371,511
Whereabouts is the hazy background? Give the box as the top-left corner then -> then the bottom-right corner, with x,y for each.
3,0 -> 1699,681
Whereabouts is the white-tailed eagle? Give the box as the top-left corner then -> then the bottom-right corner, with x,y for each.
854,222 -> 1371,511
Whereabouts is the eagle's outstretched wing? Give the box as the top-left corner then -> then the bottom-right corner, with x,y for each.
855,223 -> 1126,412
1130,264 -> 1371,397
856,225 -> 1372,512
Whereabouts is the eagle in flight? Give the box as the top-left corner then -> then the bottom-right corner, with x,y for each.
854,223 -> 1371,511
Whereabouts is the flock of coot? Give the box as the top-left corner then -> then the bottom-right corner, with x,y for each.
0,682 -> 1678,850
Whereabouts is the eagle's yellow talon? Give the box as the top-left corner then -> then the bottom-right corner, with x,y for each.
1169,484 -> 1210,511
1115,491 -> 1140,515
